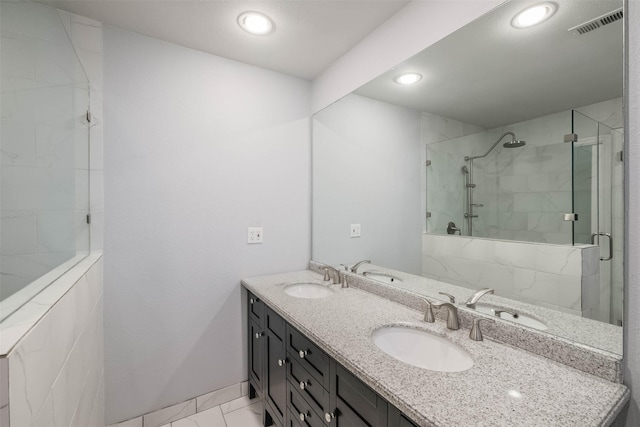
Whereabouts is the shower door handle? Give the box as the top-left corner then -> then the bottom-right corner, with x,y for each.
590,232 -> 613,261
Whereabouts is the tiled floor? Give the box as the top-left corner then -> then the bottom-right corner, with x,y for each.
163,396 -> 262,427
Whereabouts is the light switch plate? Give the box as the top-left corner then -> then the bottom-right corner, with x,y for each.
350,224 -> 361,238
248,227 -> 263,244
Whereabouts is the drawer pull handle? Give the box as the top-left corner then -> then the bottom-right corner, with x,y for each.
255,332 -> 264,339
277,358 -> 287,367
299,380 -> 310,390
250,298 -> 254,304
325,412 -> 335,423
298,349 -> 308,359
299,411 -> 310,421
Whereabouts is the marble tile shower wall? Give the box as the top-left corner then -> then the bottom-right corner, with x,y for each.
0,2 -> 90,300
423,112 -> 486,235
425,98 -> 623,244
3,257 -> 104,427
422,234 -> 600,316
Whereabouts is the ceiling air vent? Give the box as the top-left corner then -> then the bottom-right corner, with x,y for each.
569,8 -> 623,35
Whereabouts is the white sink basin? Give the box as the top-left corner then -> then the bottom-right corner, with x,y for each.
284,283 -> 335,299
362,271 -> 402,284
372,326 -> 473,372
475,304 -> 548,331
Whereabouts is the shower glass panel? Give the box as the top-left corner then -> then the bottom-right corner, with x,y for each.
0,1 -> 90,321
571,110 -> 623,325
426,111 -> 574,244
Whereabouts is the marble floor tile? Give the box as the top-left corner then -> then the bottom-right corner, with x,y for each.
172,406 -> 225,427
223,402 -> 262,427
219,395 -> 255,414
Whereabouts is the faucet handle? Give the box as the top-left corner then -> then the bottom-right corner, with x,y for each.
469,318 -> 495,341
323,268 -> 331,282
438,292 -> 456,304
422,298 -> 435,323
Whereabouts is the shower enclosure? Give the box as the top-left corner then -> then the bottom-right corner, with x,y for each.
0,1 -> 91,321
426,106 -> 624,325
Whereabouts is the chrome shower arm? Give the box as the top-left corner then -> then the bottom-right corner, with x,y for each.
464,132 -> 516,161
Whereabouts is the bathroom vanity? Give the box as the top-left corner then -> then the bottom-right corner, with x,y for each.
242,269 -> 629,427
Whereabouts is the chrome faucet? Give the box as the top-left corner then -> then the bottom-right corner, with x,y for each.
322,266 -> 341,285
465,288 -> 494,309
432,302 -> 460,330
350,259 -> 371,273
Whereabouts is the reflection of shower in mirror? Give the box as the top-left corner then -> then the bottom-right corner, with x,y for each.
462,132 -> 526,236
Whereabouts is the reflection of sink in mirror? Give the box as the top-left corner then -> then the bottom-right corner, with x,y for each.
362,271 -> 402,284
372,326 -> 473,372
474,304 -> 548,331
284,283 -> 335,299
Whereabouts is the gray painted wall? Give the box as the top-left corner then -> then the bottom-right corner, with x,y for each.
624,0 -> 639,424
312,94 -> 423,274
103,27 -> 311,423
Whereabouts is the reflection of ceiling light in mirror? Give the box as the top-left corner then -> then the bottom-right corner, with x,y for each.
238,11 -> 274,35
394,73 -> 422,85
512,3 -> 557,28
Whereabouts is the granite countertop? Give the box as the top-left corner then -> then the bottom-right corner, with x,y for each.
242,270 -> 629,427
349,262 -> 623,356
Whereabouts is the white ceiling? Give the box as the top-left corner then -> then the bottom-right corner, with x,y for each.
42,0 -> 410,80
355,0 -> 624,129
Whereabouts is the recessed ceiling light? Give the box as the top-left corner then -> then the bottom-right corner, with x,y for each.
237,11 -> 274,35
512,3 -> 557,28
394,73 -> 422,85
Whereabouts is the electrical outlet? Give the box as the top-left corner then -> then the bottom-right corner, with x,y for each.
248,227 -> 263,244
350,224 -> 361,238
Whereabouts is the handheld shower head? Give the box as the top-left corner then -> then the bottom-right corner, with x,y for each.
462,165 -> 469,174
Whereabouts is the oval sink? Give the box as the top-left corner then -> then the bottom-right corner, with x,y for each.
284,283 -> 335,299
474,304 -> 548,331
372,326 -> 473,372
362,271 -> 402,284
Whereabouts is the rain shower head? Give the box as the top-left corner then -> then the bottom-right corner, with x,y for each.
503,139 -> 526,148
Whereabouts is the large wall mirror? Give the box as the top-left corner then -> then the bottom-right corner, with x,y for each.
312,0 -> 624,354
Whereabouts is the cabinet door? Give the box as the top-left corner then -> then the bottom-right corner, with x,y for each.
249,318 -> 264,397
266,310 -> 288,425
388,405 -> 419,427
328,363 -> 387,427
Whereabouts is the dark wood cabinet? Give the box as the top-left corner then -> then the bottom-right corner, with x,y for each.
388,406 -> 419,427
329,363 -> 387,427
248,292 -> 264,399
266,308 -> 288,425
247,290 -> 416,427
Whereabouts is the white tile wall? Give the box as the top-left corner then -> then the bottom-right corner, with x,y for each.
6,256 -> 104,427
422,234 -> 599,313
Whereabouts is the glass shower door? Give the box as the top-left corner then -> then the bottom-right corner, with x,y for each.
571,110 -> 623,325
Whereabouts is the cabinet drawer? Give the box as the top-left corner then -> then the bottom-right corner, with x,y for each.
267,307 -> 286,340
249,292 -> 264,322
287,327 -> 330,390
331,363 -> 387,427
288,360 -> 330,418
288,386 -> 324,427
